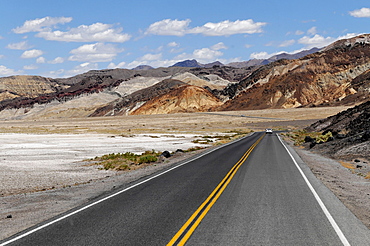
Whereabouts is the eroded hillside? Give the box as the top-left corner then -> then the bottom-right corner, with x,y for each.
0,34 -> 369,120
217,34 -> 370,110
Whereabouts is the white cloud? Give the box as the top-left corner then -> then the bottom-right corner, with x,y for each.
68,43 -> 123,62
244,44 -> 253,48
145,19 -> 191,36
249,51 -> 270,59
307,27 -> 317,35
41,69 -> 65,78
0,65 -> 21,76
65,62 -> 98,76
140,53 -> 162,61
6,41 -> 32,50
337,33 -> 360,40
295,30 -> 304,35
23,64 -> 38,70
145,19 -> 266,37
349,8 -> 370,18
298,34 -> 335,48
48,57 -> 65,64
21,49 -> 43,59
175,48 -> 223,64
0,55 -> 4,59
36,57 -> 46,64
167,41 -> 179,47
211,42 -> 228,50
126,53 -> 163,68
13,16 -> 72,34
107,61 -> 126,69
249,51 -> 288,60
193,48 -> 223,62
36,22 -> 131,43
279,39 -> 295,47
189,19 -> 266,36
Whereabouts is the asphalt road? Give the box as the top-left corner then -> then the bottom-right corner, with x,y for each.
1,132 -> 369,246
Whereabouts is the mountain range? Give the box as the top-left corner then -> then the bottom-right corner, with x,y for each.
0,35 -> 369,120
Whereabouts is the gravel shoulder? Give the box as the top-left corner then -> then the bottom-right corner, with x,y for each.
286,139 -> 370,230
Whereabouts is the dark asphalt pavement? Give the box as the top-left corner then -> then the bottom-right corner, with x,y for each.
1,132 -> 369,246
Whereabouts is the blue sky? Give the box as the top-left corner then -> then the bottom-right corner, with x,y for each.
0,0 -> 369,78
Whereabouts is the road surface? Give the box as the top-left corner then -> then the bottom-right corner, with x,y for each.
1,132 -> 369,245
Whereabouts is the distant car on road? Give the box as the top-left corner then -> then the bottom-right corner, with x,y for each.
265,128 -> 273,134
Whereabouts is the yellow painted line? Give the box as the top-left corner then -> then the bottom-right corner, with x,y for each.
167,134 -> 265,246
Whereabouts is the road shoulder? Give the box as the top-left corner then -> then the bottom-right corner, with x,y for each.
279,134 -> 370,245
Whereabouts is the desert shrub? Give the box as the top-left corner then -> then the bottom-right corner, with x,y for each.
138,155 -> 157,164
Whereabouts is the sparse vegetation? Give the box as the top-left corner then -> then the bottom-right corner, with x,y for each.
92,151 -> 160,170
282,129 -> 333,146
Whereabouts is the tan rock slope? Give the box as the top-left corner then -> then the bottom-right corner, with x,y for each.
218,34 -> 370,110
131,84 -> 222,115
0,34 -> 369,119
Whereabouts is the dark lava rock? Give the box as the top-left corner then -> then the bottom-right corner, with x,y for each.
304,136 -> 316,143
161,151 -> 171,158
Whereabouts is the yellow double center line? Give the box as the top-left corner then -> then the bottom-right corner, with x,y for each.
167,134 -> 265,246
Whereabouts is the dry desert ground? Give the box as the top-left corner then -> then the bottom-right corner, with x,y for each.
1,106 -> 369,240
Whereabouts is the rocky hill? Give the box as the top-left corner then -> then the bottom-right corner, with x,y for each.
306,100 -> 369,160
0,34 -> 369,119
217,34 -> 370,110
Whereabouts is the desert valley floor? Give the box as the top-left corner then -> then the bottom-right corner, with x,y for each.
1,106 -> 369,240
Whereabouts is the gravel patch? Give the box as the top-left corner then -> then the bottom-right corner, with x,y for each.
287,140 -> 370,230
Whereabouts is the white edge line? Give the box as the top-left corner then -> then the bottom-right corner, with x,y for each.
277,135 -> 351,246
0,133 -> 253,246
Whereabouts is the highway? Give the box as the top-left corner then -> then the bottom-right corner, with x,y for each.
1,132 -> 369,245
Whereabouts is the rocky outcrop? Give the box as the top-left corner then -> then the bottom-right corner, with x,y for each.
131,84 -> 222,115
0,34 -> 370,119
89,79 -> 187,116
306,100 -> 370,160
0,75 -> 62,99
217,34 -> 370,111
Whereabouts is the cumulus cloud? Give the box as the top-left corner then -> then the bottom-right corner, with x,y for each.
249,51 -> 270,59
126,53 -> 163,68
167,41 -> 179,47
68,43 -> 123,62
145,19 -> 191,36
21,49 -> 43,59
349,8 -> 370,18
36,22 -> 131,43
307,27 -> 317,35
23,64 -> 38,70
6,41 -> 32,50
41,69 -> 65,78
48,57 -> 65,64
145,19 -> 266,37
189,19 -> 266,36
295,30 -> 304,35
107,61 -> 126,69
36,57 -> 46,64
13,16 -> 72,34
176,47 -> 223,64
211,42 -> 228,50
298,34 -> 335,48
140,53 -> 162,61
0,65 -> 21,76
